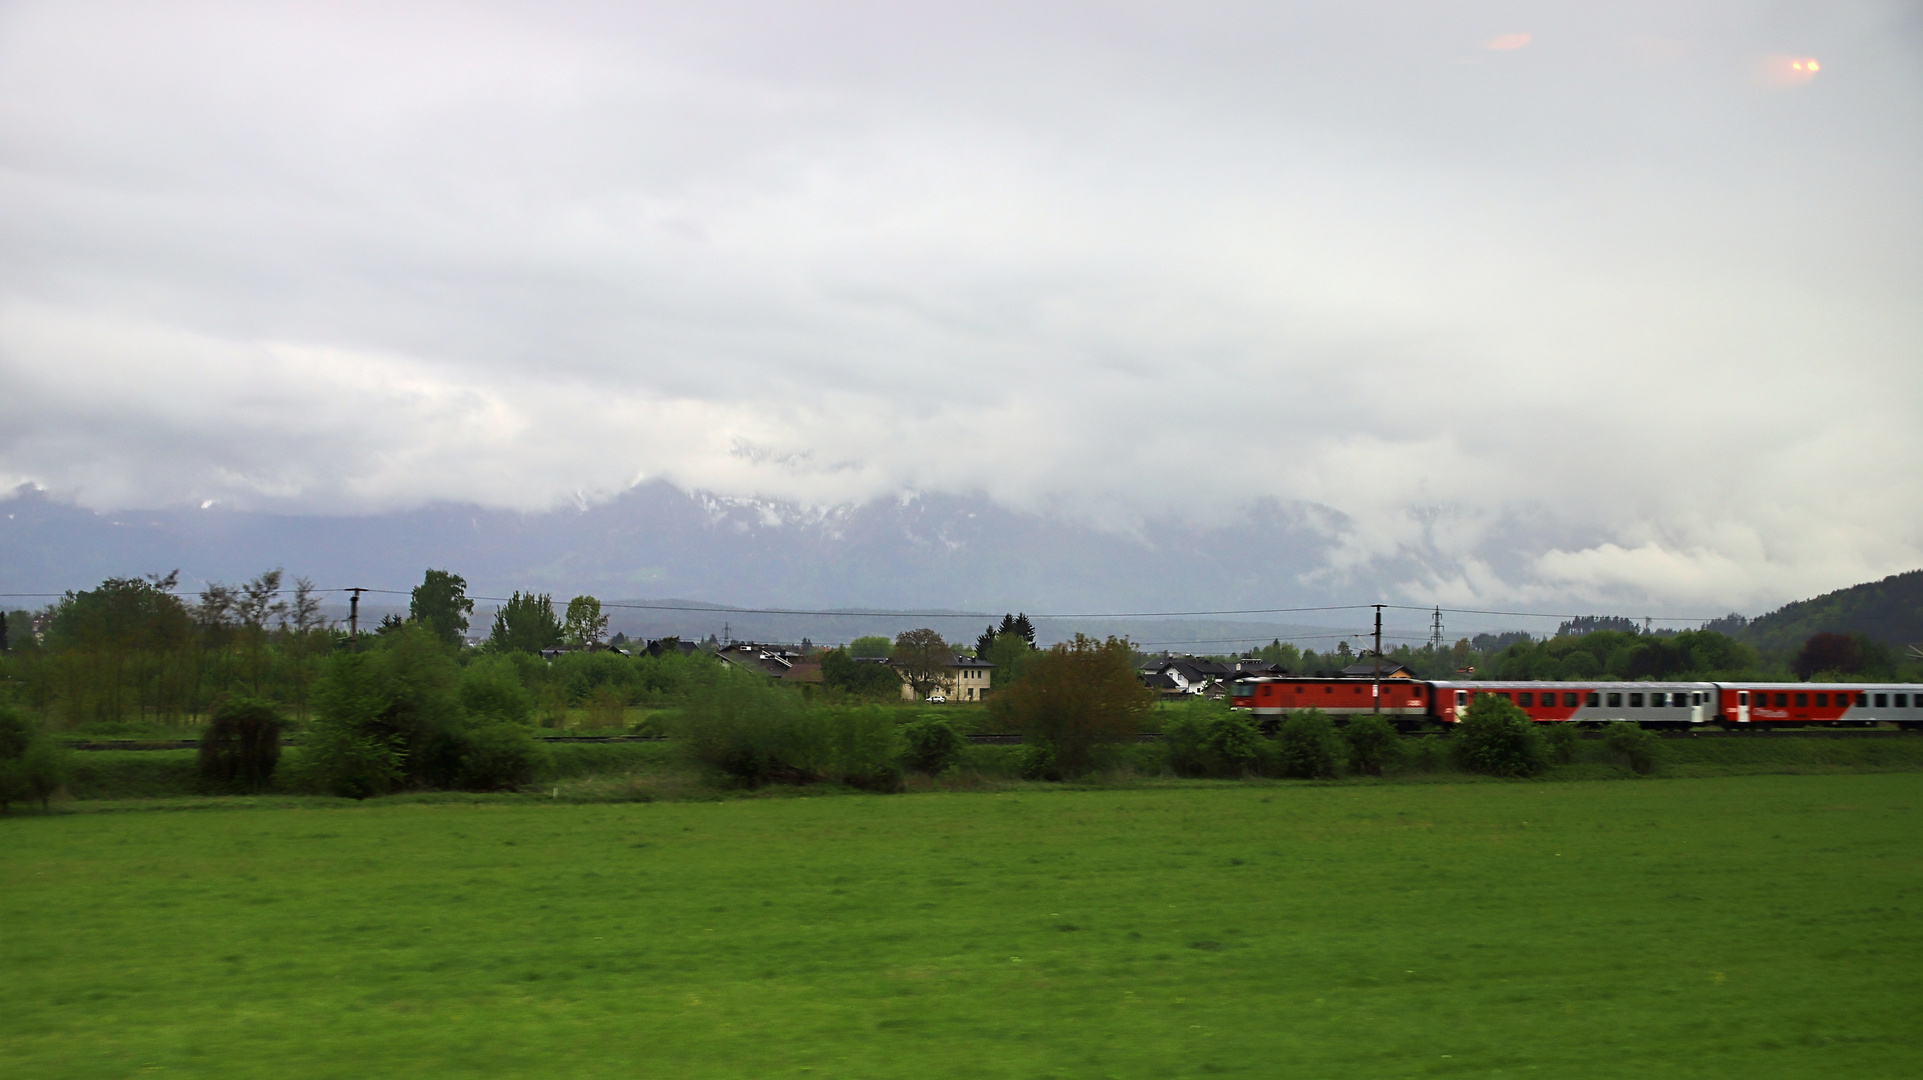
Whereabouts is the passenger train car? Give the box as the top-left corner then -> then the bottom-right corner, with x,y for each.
1229,676 -> 1923,729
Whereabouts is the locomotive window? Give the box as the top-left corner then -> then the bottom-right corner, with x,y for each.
1857,693 -> 1869,706
1607,692 -> 1622,708
1815,693 -> 1828,706
1628,693 -> 1644,707
1518,692 -> 1534,706
1795,693 -> 1808,707
1875,693 -> 1889,708
1565,692 -> 1580,706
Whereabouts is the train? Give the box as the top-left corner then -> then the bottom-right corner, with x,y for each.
1228,675 -> 1923,730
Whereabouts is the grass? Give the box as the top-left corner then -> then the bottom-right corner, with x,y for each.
4,775 -> 1921,1078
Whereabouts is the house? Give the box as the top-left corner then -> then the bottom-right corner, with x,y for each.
898,654 -> 995,702
1137,656 -> 1234,697
780,662 -> 823,685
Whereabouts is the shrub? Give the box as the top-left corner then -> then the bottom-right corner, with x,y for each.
198,697 -> 285,792
1602,723 -> 1662,775
0,706 -> 69,811
1161,704 -> 1212,777
1203,712 -> 1265,776
1453,694 -> 1545,777
1342,714 -> 1401,777
989,635 -> 1154,776
458,723 -> 550,790
821,706 -> 903,792
458,657 -> 536,726
290,721 -> 402,800
18,739 -> 69,810
1543,722 -> 1579,766
1018,740 -> 1061,781
900,716 -> 965,775
1278,709 -> 1340,779
679,673 -> 901,789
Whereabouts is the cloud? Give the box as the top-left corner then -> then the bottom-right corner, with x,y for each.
1,0 -> 1919,612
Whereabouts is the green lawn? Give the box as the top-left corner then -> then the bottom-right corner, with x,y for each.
4,775 -> 1920,1078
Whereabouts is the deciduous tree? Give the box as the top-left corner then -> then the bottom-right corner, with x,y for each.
988,634 -> 1152,775
891,628 -> 952,700
409,569 -> 474,647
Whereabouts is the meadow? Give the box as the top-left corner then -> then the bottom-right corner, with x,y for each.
4,774 -> 1921,1078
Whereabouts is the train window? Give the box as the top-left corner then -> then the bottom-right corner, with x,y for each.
1628,693 -> 1644,707
1518,692 -> 1534,706
1738,691 -> 1749,705
1795,693 -> 1808,707
1875,693 -> 1889,708
1585,692 -> 1599,707
1607,692 -> 1622,708
1691,692 -> 1703,705
1815,693 -> 1828,706
1496,692 -> 1511,702
1895,694 -> 1908,708
1565,692 -> 1580,706
1773,693 -> 1787,706
1857,693 -> 1869,706
1455,691 -> 1466,706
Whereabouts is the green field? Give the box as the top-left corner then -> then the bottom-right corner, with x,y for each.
5,775 -> 1921,1078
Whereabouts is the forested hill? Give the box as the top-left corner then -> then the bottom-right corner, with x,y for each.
1743,570 -> 1923,650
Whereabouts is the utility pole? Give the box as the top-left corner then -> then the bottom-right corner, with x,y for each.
1372,604 -> 1384,714
347,587 -> 367,651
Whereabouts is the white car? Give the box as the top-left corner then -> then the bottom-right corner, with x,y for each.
925,693 -> 946,703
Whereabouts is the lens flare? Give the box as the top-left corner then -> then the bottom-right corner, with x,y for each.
1485,32 -> 1531,51
1758,54 -> 1821,87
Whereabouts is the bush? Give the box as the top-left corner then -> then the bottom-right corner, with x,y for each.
1278,709 -> 1340,779
1018,740 -> 1061,781
1342,714 -> 1401,777
197,697 -> 284,792
457,723 -> 550,790
900,716 -> 965,775
0,706 -> 69,811
1161,699 -> 1252,778
1453,694 -> 1545,777
989,635 -> 1154,776
1203,712 -> 1265,776
1602,723 -> 1662,775
290,721 -> 402,800
458,657 -> 536,726
1543,722 -> 1579,765
679,672 -> 902,789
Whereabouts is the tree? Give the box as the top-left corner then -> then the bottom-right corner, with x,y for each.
1794,632 -> 1862,680
848,635 -> 893,658
198,697 -> 285,792
1454,693 -> 1545,777
1342,713 -> 1401,776
821,648 -> 903,698
996,613 -> 1036,648
488,591 -> 563,653
410,569 -> 474,647
891,628 -> 952,700
988,634 -> 1153,775
288,576 -> 325,634
563,595 -> 609,648
979,631 -> 1038,686
1278,709 -> 1340,778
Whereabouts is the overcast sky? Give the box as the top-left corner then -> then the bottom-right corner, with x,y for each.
1,1 -> 1918,613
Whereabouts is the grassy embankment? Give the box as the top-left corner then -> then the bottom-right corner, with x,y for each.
46,733 -> 1923,804
4,774 -> 1920,1078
